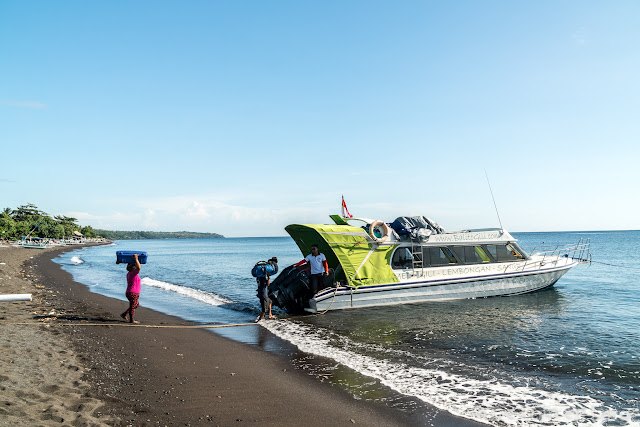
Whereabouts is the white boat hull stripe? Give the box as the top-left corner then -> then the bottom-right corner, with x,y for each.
312,261 -> 577,301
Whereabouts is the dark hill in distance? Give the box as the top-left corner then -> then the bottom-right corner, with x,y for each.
95,230 -> 224,240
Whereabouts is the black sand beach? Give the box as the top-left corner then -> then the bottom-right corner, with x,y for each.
1,244 -> 486,426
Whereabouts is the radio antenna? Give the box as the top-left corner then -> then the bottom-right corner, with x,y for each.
484,169 -> 503,230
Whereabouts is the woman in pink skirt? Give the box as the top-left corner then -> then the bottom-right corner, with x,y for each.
121,253 -> 141,324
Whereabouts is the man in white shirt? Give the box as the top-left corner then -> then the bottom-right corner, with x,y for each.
295,244 -> 328,296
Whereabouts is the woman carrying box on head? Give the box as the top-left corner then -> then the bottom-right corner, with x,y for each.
121,253 -> 142,324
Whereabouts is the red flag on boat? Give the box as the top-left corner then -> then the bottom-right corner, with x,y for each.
341,195 -> 353,218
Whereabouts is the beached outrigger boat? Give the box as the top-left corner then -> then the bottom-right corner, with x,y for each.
268,215 -> 591,313
18,238 -> 51,249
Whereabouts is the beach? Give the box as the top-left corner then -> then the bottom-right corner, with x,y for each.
0,244 -> 484,426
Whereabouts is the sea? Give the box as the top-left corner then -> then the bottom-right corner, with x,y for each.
54,231 -> 640,426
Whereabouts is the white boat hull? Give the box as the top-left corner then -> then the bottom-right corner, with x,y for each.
308,261 -> 577,313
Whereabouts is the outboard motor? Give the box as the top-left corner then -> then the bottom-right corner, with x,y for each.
251,257 -> 278,278
268,265 -> 311,313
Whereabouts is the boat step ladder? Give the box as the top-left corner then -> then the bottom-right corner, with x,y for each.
411,243 -> 423,269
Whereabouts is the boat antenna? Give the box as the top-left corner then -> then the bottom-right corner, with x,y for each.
484,169 -> 503,230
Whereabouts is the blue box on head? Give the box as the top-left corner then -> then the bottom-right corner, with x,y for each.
116,251 -> 148,264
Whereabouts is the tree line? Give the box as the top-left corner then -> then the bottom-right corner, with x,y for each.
0,204 -> 224,240
1,204 -> 97,240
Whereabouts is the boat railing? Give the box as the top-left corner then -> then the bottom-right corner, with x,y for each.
519,238 -> 591,271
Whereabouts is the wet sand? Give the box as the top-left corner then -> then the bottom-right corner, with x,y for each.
0,244 -> 486,426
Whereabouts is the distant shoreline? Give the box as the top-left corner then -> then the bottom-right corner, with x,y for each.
94,229 -> 224,239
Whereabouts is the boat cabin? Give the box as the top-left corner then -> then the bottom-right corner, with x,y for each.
391,241 -> 527,270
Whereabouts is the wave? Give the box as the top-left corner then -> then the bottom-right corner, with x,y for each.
140,277 -> 232,306
262,320 -> 640,426
70,256 -> 84,265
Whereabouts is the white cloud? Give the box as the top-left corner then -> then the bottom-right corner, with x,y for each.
66,195 -> 330,237
1,100 -> 47,109
142,209 -> 159,230
572,27 -> 587,45
64,191 -> 549,237
186,201 -> 210,219
62,211 -> 142,230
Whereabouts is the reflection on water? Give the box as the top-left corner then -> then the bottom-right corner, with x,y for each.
305,288 -> 567,368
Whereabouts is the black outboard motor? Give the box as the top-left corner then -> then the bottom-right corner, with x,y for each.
268,265 -> 337,313
268,265 -> 311,313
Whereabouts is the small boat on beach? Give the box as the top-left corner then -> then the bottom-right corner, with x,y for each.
18,238 -> 51,249
269,215 -> 591,313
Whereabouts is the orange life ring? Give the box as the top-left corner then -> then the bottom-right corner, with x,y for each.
369,220 -> 390,242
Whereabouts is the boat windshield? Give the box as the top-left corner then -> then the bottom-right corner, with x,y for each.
484,244 -> 525,261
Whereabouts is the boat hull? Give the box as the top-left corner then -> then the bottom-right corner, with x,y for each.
20,244 -> 49,249
308,262 -> 576,313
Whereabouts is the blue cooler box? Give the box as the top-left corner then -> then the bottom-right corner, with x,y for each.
116,251 -> 148,264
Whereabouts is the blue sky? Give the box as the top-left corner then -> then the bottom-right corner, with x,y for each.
2,1 -> 639,237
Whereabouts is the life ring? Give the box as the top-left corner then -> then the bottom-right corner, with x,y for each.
369,220 -> 390,242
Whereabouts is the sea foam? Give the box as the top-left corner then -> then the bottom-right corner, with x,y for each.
141,277 -> 231,306
262,320 -> 640,427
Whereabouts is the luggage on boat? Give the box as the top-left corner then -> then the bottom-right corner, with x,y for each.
251,257 -> 279,278
116,251 -> 148,264
390,216 -> 444,240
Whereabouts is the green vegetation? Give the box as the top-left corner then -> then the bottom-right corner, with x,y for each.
0,204 -> 224,241
94,230 -> 223,240
1,204 -> 96,239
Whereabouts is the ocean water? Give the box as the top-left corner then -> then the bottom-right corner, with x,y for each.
54,231 -> 640,426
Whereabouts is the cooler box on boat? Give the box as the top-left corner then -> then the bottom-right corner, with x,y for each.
116,251 -> 148,264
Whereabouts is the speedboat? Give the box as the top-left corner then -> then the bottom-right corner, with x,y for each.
268,215 -> 590,313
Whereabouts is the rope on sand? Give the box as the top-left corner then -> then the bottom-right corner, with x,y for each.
1,321 -> 261,328
1,312 -> 325,328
